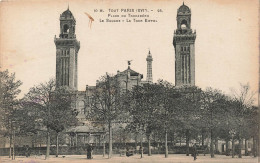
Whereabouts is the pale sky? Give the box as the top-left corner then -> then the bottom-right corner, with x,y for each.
0,0 -> 258,103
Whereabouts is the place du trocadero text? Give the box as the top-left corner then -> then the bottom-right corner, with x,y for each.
94,8 -> 163,23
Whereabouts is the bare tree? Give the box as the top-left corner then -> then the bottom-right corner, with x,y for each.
157,80 -> 181,158
128,83 -> 162,157
23,79 -> 55,159
175,86 -> 202,157
0,70 -> 22,159
230,83 -> 256,158
48,86 -> 78,157
23,79 -> 78,159
87,74 -> 123,158
201,88 -> 226,158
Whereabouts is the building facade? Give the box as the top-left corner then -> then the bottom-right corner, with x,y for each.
173,3 -> 196,86
116,65 -> 143,92
52,8 -> 154,146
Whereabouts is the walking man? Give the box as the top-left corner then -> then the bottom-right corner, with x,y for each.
193,143 -> 197,161
87,144 -> 93,159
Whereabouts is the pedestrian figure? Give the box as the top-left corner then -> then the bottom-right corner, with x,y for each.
193,143 -> 197,161
25,145 -> 30,157
203,146 -> 208,156
139,146 -> 143,158
87,144 -> 93,159
126,146 -> 133,157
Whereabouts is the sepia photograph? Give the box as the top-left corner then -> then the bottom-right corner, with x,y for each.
0,0 -> 259,162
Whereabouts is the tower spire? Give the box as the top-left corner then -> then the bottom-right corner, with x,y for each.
146,50 -> 153,83
67,3 -> 69,10
173,4 -> 196,86
55,8 -> 80,90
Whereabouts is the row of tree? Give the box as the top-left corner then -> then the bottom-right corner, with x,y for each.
0,70 -> 78,159
87,75 -> 258,159
0,70 -> 258,159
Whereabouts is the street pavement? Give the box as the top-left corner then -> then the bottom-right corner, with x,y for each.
0,154 -> 258,163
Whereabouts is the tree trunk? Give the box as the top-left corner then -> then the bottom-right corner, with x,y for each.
148,135 -> 151,156
103,140 -> 105,157
245,139 -> 248,156
232,138 -> 234,158
135,134 -> 137,152
210,129 -> 214,158
108,121 -> 112,158
45,130 -> 50,160
99,136 -> 101,147
225,139 -> 229,156
215,138 -> 218,154
56,133 -> 59,157
172,132 -> 175,146
165,130 -> 168,158
140,136 -> 143,158
258,134 -> 260,158
180,135 -> 181,146
253,136 -> 257,157
69,136 -> 71,147
238,138 -> 242,158
157,143 -> 160,154
9,135 -> 12,158
12,131 -> 15,160
35,133 -> 38,155
186,129 -> 190,156
202,132 -> 204,146
119,131 -> 122,157
83,135 -> 86,147
75,133 -> 78,147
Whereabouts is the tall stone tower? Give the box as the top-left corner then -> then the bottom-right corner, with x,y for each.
54,7 -> 80,90
173,3 -> 196,86
146,50 -> 153,83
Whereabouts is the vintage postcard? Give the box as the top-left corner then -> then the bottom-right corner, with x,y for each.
0,0 -> 259,162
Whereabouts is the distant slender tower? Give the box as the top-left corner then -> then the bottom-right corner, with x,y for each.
146,50 -> 153,83
173,3 -> 196,86
54,7 -> 80,90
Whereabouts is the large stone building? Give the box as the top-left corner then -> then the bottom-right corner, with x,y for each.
173,3 -> 196,86
52,8 -> 154,145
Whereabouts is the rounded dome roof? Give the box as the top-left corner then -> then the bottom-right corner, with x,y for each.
60,9 -> 75,19
177,3 -> 191,14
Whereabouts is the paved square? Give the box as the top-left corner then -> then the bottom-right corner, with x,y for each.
0,154 -> 258,163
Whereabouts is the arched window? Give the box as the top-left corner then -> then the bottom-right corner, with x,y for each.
63,24 -> 69,33
181,19 -> 187,29
181,24 -> 187,29
78,101 -> 85,115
